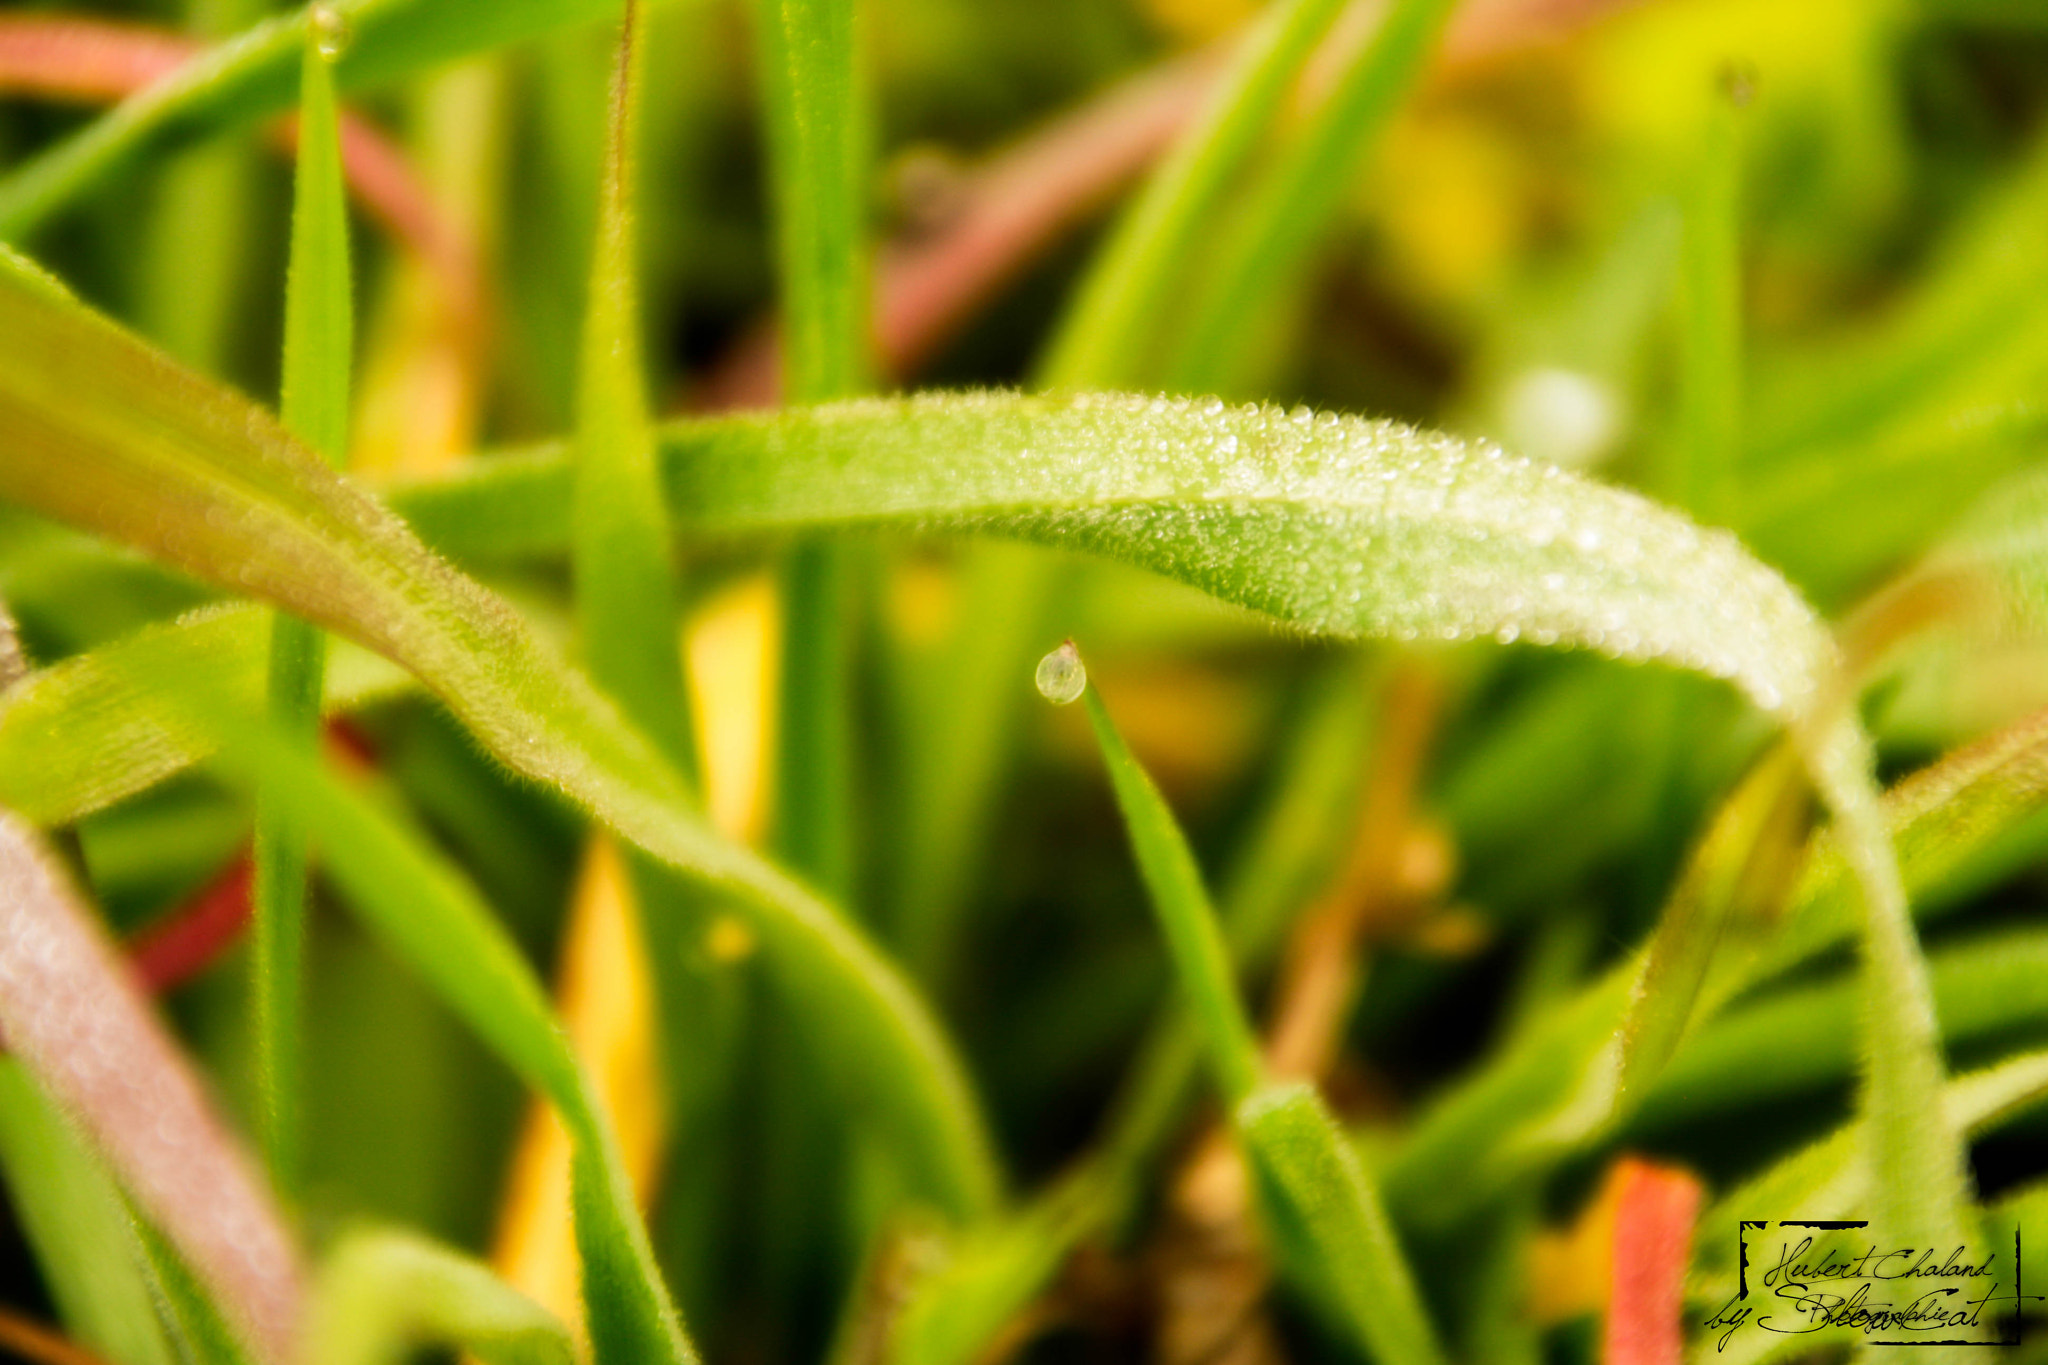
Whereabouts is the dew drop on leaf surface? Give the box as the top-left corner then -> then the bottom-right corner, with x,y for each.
1035,641 -> 1086,705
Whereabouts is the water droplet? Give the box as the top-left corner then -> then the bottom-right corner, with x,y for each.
1035,640 -> 1086,705
311,4 -> 351,60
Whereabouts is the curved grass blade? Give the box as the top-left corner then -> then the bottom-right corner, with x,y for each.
0,255 -> 1000,1223
1069,653 -> 1447,1365
0,0 -> 633,241
252,15 -> 354,1195
307,1229 -> 575,1365
0,811 -> 300,1365
1163,0 -> 1459,394
192,699 -> 693,1365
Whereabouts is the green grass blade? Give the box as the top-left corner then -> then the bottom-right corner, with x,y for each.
749,0 -> 868,403
0,811 -> 301,1365
1236,1082 -> 1448,1365
1066,653 -> 1446,1365
1163,0 -> 1459,394
0,255 -> 1000,1223
574,0 -> 694,780
749,0 -> 870,897
307,1229 -> 575,1365
1069,656 -> 1264,1104
1670,78 -> 1746,519
0,1061 -> 180,1365
1615,747 -> 1806,1108
0,0 -> 630,241
193,700 -> 694,1365
253,17 -> 353,1196
1037,0 -> 1350,388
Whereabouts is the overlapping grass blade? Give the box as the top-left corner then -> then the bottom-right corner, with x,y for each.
307,1229 -> 575,1365
252,16 -> 354,1193
574,0 -> 693,780
0,255 -> 1000,1223
1164,0 -> 1459,394
0,0 -> 634,240
0,605 -> 406,826
0,1061 -> 180,1365
1073,660 -> 1447,1365
1037,0 -> 1350,388
0,812 -> 301,1365
194,698 -> 694,1365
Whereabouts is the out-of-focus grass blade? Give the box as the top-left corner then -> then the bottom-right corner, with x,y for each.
252,13 -> 353,1195
0,258 -> 1000,1222
1616,747 -> 1807,1108
1685,1050 -> 2048,1365
0,605 -> 407,826
0,0 -> 641,240
307,1228 -> 575,1365
1037,0 -> 1350,388
0,1061 -> 179,1365
1072,661 -> 1447,1365
749,0 -> 869,897
1669,77 -> 1746,520
573,0 -> 692,780
0,812 -> 300,1365
1164,0 -> 1459,394
193,700 -> 695,1365
1637,926 -> 2048,1133
1390,701 -> 2048,1230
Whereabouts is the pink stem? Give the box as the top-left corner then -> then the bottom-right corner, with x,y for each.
1604,1156 -> 1704,1365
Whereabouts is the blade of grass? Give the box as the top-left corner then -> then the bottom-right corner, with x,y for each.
0,0 -> 641,241
1036,0 -> 1350,388
749,0 -> 870,898
0,811 -> 301,1365
1670,72 -> 1747,520
0,604 -> 407,827
252,12 -> 353,1196
0,255 -> 1000,1222
307,1229 -> 575,1365
0,1061 -> 180,1365
1163,0 -> 1459,394
188,696 -> 695,1365
574,0 -> 693,782
1065,647 -> 1447,1365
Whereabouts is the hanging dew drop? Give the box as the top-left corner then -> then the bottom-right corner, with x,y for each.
311,4 -> 352,60
1035,641 -> 1086,705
